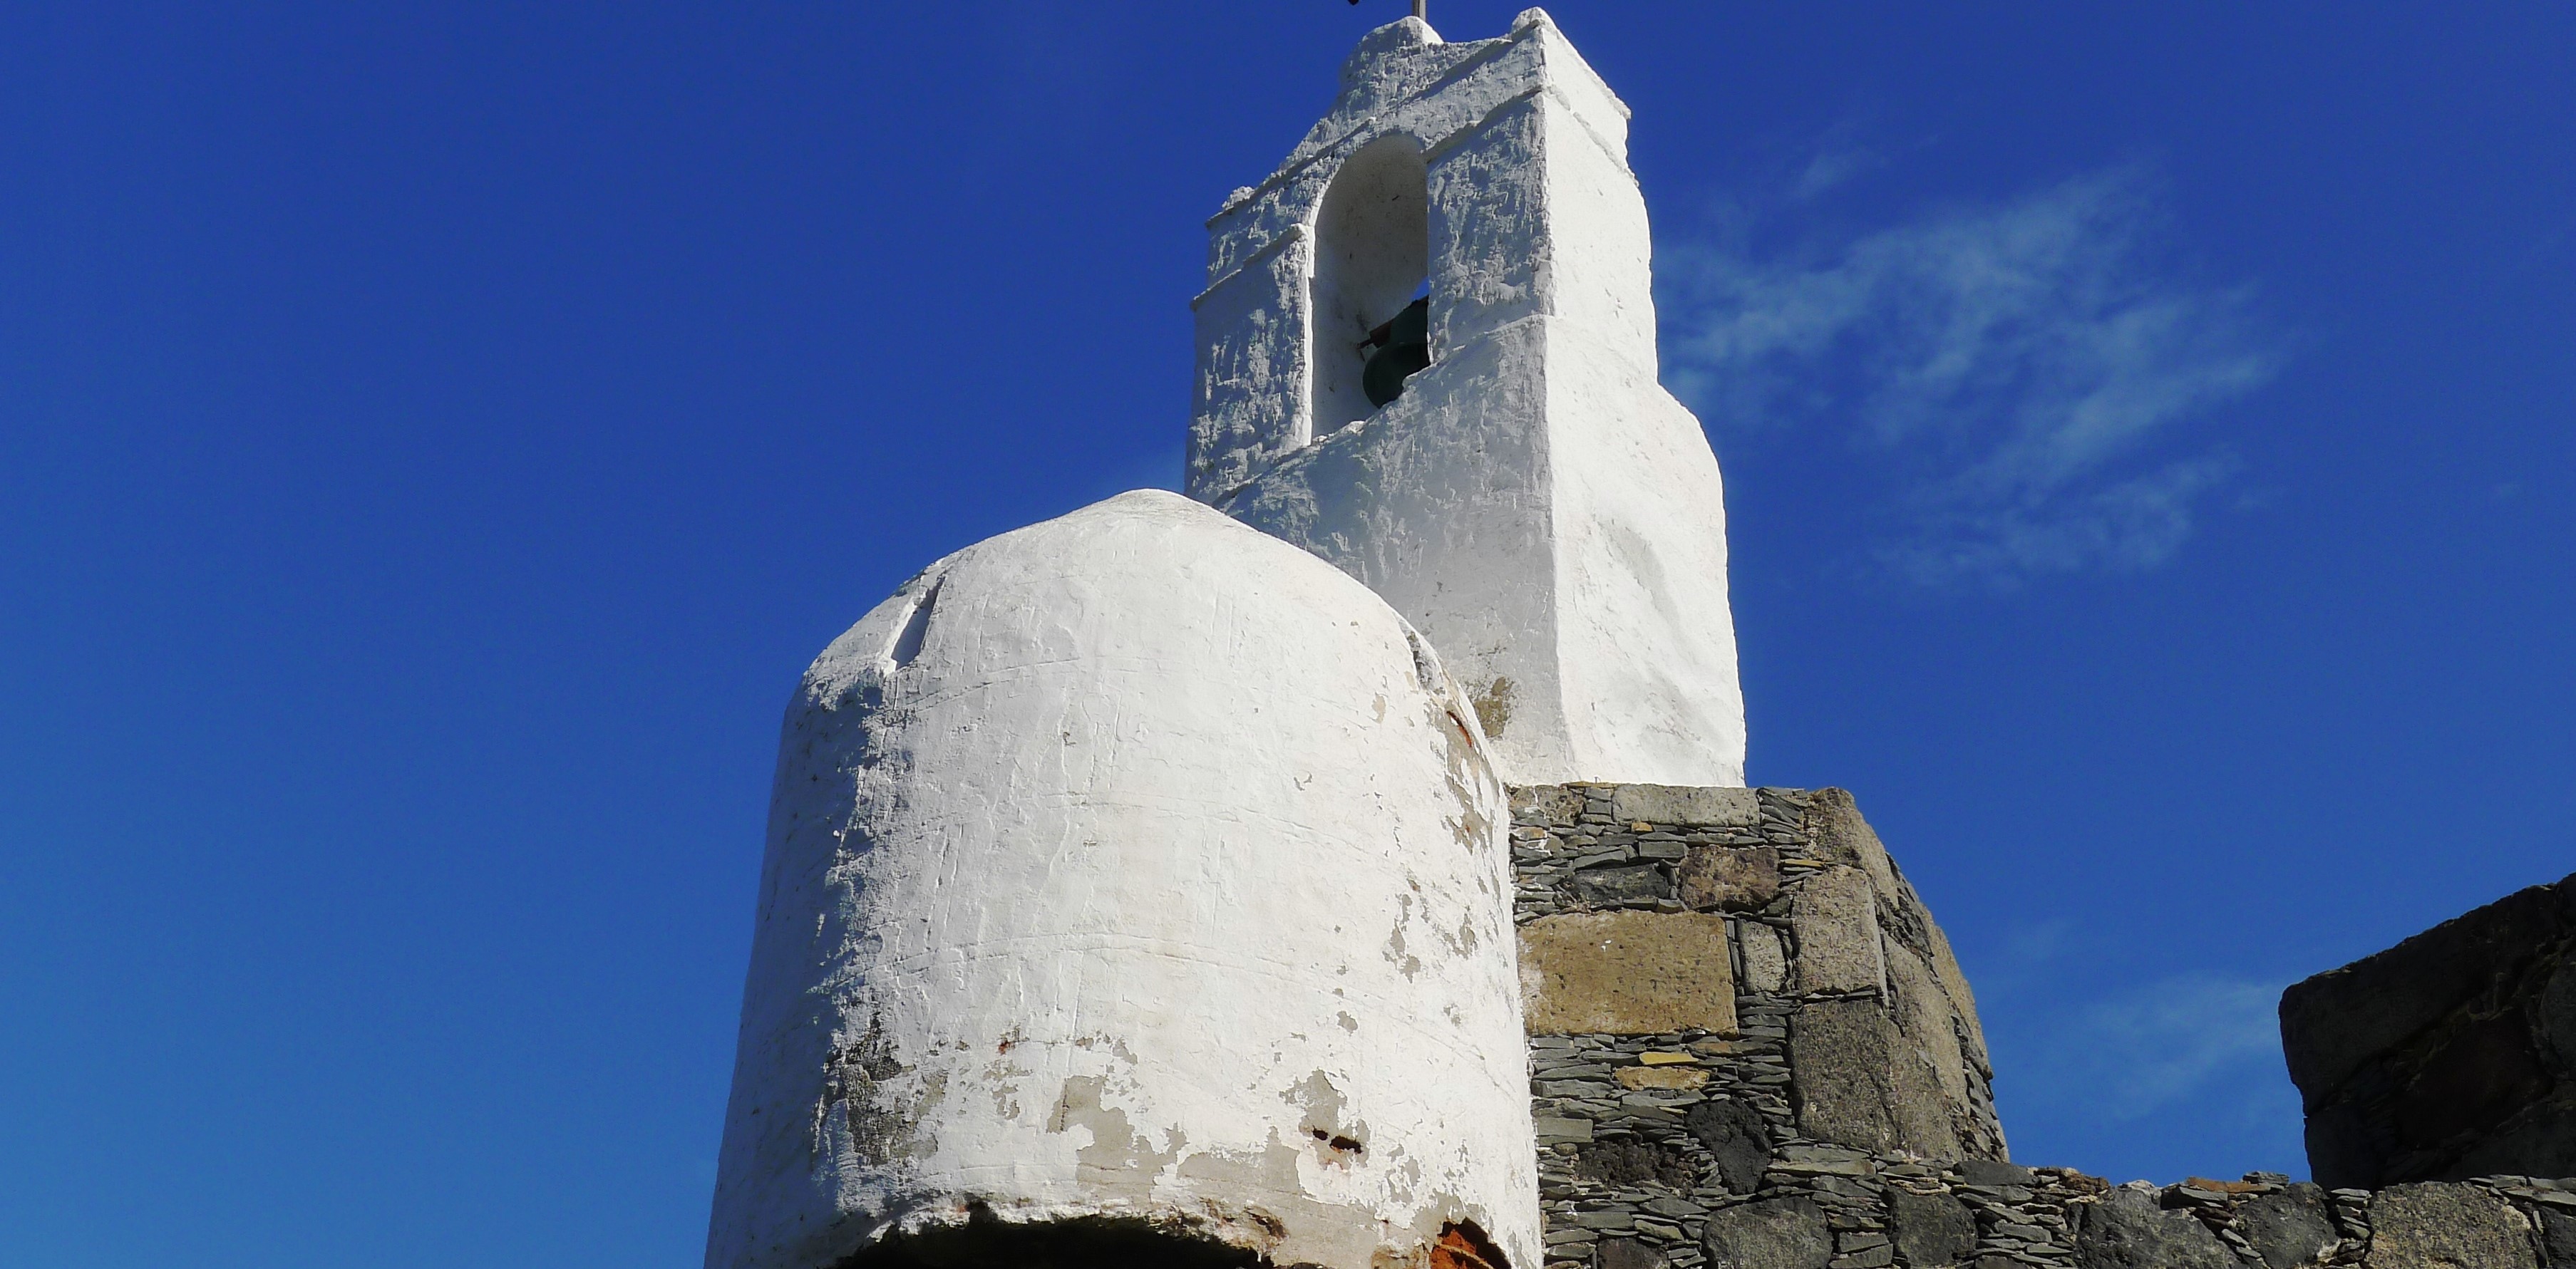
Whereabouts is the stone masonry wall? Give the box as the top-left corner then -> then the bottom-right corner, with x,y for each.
1510,784 -> 2006,1269
2281,871 -> 2576,1190
1510,784 -> 2576,1269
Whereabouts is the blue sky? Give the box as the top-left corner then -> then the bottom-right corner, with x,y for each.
3,2 -> 2570,1265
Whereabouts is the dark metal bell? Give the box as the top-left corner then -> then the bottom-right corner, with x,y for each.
1361,298 -> 1431,408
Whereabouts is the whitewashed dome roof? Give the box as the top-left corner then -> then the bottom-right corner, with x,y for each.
706,490 -> 1538,1269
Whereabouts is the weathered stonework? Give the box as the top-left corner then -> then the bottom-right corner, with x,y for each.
711,10 -> 2576,1269
1514,786 -> 2576,1269
1511,784 -> 2010,1269
2281,871 -> 2576,1189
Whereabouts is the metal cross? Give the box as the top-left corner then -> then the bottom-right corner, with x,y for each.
1349,0 -> 1431,20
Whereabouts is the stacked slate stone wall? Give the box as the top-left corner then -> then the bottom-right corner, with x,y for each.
1510,784 -> 2006,1269
1507,784 -> 2576,1269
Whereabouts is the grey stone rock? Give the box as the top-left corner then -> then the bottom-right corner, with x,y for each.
2544,962 -> 2576,1074
1701,1196 -> 1833,1269
2070,1188 -> 2235,1269
1885,1188 -> 1977,1268
1789,998 -> 1963,1159
1833,1243 -> 1895,1268
1599,1237 -> 1667,1269
2283,872 -> 2576,1187
1805,789 -> 1902,908
1513,783 -> 1592,826
1613,785 -> 1762,829
2538,1206 -> 2576,1266
1679,846 -> 1781,912
2304,1102 -> 2384,1191
1578,1137 -> 1696,1189
1537,1116 -> 1596,1144
1882,938 -> 1979,1146
2237,1184 -> 2338,1269
2396,1011 -> 2552,1144
1738,922 -> 1788,993
1575,864 -> 1677,906
2283,874 -> 2576,1099
2448,1099 -> 2576,1183
2364,1182 -> 2538,1268
1684,1097 -> 1773,1195
1792,867 -> 1885,997
1950,1159 -> 2034,1188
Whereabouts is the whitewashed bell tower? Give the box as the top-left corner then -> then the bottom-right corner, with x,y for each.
1190,9 -> 1747,788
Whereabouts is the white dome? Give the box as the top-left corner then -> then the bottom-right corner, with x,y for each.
706,490 -> 1536,1269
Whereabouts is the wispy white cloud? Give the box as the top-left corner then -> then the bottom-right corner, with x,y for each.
1661,166 -> 2280,586
1789,145 -> 1884,202
2036,975 -> 2287,1121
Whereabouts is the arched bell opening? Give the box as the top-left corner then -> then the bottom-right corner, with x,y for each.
833,1213 -> 1267,1269
1308,133 -> 1431,440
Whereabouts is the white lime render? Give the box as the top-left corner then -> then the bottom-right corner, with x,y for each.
704,492 -> 1537,1269
1190,11 -> 1748,788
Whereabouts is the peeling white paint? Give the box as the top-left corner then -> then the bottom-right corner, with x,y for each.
1189,10 -> 1747,788
705,491 -> 1537,1269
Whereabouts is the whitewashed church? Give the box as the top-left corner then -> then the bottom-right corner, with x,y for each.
701,13 -> 2018,1269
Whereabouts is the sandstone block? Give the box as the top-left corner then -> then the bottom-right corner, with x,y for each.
1679,845 -> 1781,912
1612,784 -> 1761,828
2364,1183 -> 2537,1268
1793,867 -> 1885,997
1615,1065 -> 1709,1091
1520,911 -> 1736,1035
1700,1196 -> 1831,1269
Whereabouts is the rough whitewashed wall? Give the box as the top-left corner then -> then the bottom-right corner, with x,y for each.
704,491 -> 1537,1269
1187,10 -> 1748,792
